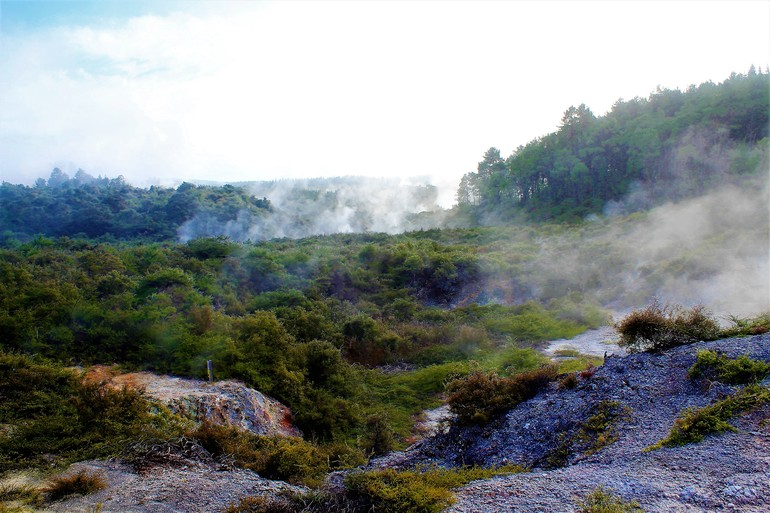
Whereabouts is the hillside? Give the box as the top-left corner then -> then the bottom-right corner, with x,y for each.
26,333 -> 770,513
391,334 -> 770,512
1,70 -> 768,512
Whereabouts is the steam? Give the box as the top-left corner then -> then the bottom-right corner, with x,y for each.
177,129 -> 768,319
506,127 -> 770,318
177,176 -> 449,242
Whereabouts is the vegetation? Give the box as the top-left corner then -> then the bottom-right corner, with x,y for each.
0,228 -> 604,452
342,465 -> 524,513
42,470 -> 107,502
446,366 -> 559,425
578,487 -> 644,513
0,352 -> 186,473
546,401 -> 627,468
688,350 -> 769,384
721,312 -> 770,337
187,423 -> 363,487
615,302 -> 721,352
648,384 -> 770,450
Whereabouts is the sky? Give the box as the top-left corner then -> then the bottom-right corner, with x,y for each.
1,0 -> 769,200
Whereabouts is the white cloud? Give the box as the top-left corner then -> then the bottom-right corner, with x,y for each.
1,0 -> 768,190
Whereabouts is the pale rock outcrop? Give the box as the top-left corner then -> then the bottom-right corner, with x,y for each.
85,367 -> 301,438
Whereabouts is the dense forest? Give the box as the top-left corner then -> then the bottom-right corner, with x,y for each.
457,69 -> 768,221
1,70 -> 768,471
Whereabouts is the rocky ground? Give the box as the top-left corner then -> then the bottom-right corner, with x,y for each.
47,459 -> 305,513
388,333 -> 770,512
32,333 -> 770,513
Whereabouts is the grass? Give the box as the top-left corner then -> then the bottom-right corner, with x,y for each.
545,401 -> 627,468
556,354 -> 604,374
648,384 -> 770,450
343,465 -> 524,513
42,469 -> 107,502
578,487 -> 644,513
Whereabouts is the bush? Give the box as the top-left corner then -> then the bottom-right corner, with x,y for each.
578,487 -> 644,513
188,423 -> 334,487
361,413 -> 396,457
688,350 -> 769,384
648,384 -> 770,449
446,365 -> 558,425
558,373 -> 579,390
721,312 -> 770,337
615,302 -> 720,353
344,465 -> 523,513
42,470 -> 107,502
0,352 -> 186,472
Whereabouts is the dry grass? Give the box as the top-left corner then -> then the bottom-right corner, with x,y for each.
42,469 -> 107,502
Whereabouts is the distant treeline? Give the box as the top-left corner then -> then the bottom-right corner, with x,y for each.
0,172 -> 271,241
457,69 -> 769,221
1,173 -> 445,243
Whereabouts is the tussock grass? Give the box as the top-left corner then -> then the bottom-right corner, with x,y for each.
42,469 -> 107,502
578,487 -> 644,513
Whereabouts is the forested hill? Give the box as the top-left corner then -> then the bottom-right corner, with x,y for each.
0,173 -> 271,242
457,69 -> 769,222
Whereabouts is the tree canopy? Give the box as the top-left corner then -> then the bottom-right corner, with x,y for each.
456,70 -> 769,221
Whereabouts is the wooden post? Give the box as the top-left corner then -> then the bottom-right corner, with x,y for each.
207,360 -> 214,382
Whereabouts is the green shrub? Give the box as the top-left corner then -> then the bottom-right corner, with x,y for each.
42,470 -> 107,502
361,413 -> 396,457
0,352 -> 186,472
188,423 -> 334,487
615,302 -> 720,353
649,384 -> 770,449
344,465 -> 523,513
446,366 -> 558,425
578,487 -> 644,513
721,312 -> 770,337
688,350 -> 769,384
